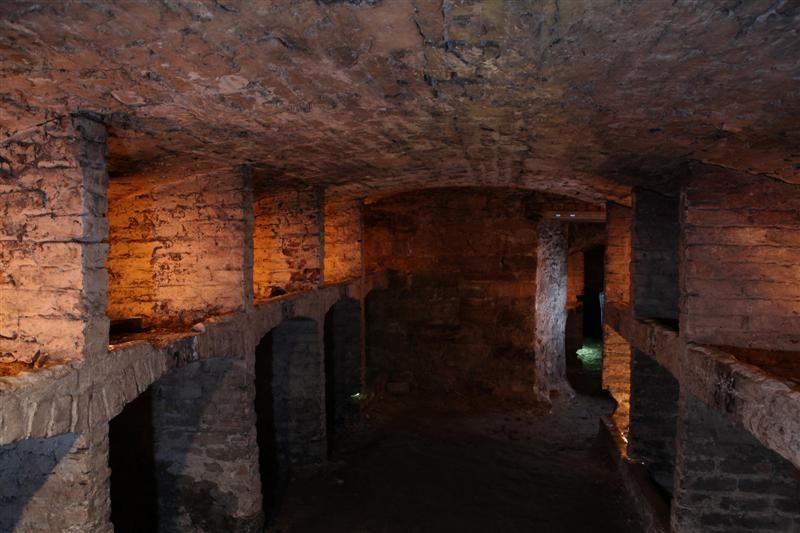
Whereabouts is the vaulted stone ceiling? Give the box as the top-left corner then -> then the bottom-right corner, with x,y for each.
1,0 -> 799,203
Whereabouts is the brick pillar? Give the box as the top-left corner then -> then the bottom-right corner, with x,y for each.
603,202 -> 632,433
0,425 -> 112,532
628,349 -> 679,494
534,219 -> 571,401
273,318 -> 326,465
632,189 -> 679,321
0,114 -> 109,364
672,393 -> 800,532
152,358 -> 263,532
565,250 -> 585,360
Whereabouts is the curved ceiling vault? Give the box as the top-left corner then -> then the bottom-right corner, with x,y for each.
1,0 -> 799,203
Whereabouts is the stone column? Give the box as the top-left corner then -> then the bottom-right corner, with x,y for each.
534,219 -> 571,401
0,114 -> 109,364
151,358 -> 263,532
0,425 -> 113,532
672,393 -> 800,533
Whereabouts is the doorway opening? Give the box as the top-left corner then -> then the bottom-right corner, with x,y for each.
255,330 -> 280,524
108,387 -> 159,533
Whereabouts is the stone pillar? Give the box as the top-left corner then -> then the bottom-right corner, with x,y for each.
0,425 -> 112,532
151,358 -> 262,532
627,349 -> 679,494
672,393 -> 800,533
534,219 -> 571,401
0,114 -> 109,364
273,318 -> 326,466
252,186 -> 323,300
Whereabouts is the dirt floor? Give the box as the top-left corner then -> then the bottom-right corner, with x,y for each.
269,392 -> 642,533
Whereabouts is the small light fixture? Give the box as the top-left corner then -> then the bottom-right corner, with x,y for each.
569,213 -> 576,217
555,213 -> 561,217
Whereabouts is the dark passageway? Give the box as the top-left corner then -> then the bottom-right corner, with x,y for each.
108,387 -> 159,533
255,331 -> 280,525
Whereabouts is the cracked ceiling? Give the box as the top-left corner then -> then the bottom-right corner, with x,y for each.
1,0 -> 799,203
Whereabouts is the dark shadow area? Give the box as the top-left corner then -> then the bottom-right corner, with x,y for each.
273,394 -> 642,533
255,330 -> 282,525
109,386 -> 159,533
0,433 -> 79,531
324,309 -> 339,455
324,298 -> 363,456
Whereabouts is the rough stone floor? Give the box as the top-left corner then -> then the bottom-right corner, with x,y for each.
271,393 -> 642,533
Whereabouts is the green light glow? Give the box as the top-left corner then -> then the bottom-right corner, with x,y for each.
576,339 -> 603,372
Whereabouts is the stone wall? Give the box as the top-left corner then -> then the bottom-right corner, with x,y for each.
632,189 -> 679,321
672,393 -> 800,533
324,195 -> 362,284
681,167 -> 800,350
0,115 -> 109,364
253,187 -> 322,299
364,188 -> 538,396
107,171 -> 250,327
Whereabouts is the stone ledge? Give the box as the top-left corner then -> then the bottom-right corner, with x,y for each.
0,273 -> 388,446
606,303 -> 800,469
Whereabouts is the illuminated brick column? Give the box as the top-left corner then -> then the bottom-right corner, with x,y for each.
323,194 -> 362,284
0,114 -> 109,364
603,202 -> 632,433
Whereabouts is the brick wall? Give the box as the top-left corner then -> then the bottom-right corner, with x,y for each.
323,195 -> 362,284
603,203 -> 633,433
627,349 -> 679,494
253,187 -> 322,300
565,250 -> 585,357
632,189 -> 679,321
605,203 -> 632,306
681,167 -> 800,350
672,393 -> 800,532
603,326 -> 631,434
364,189 -> 538,397
107,171 -> 250,326
0,115 -> 109,364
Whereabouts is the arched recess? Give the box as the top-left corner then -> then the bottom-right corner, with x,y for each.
324,297 -> 363,453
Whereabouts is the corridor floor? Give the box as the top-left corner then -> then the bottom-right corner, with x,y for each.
270,393 -> 643,533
